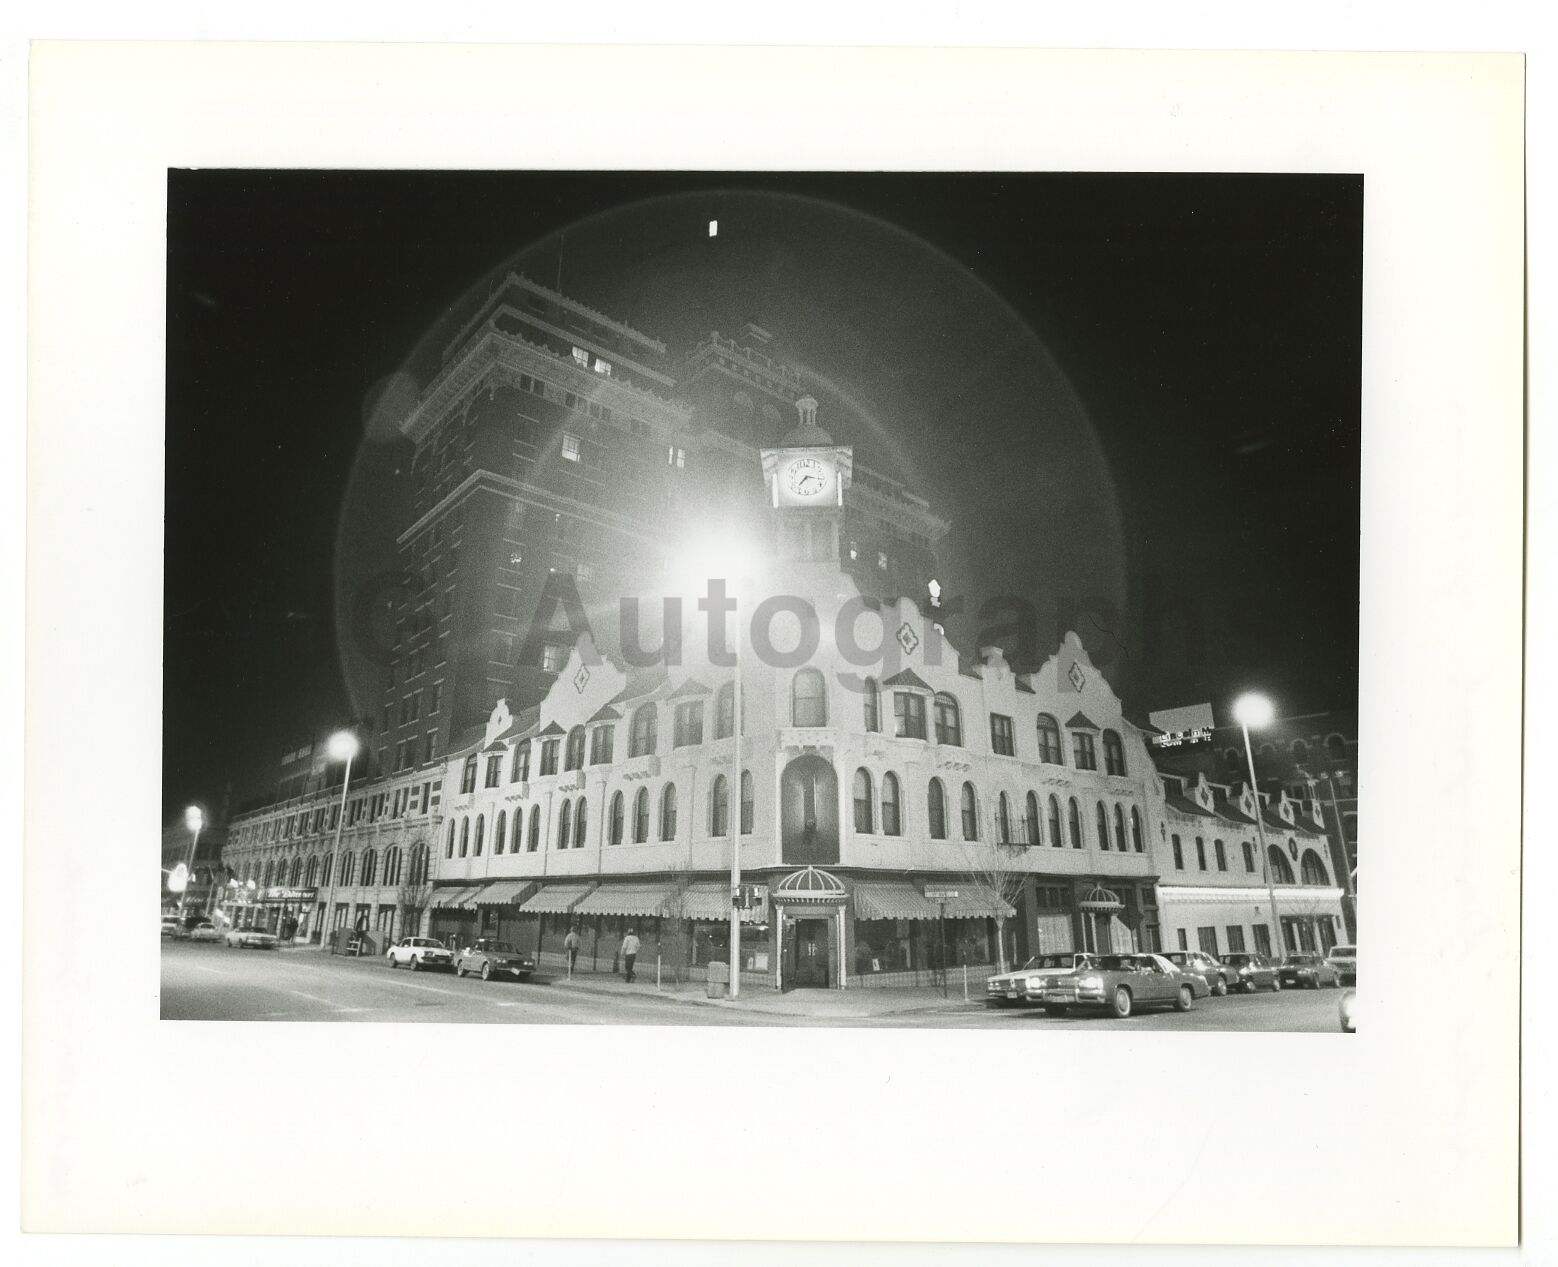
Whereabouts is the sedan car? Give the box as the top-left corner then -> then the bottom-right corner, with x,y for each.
1028,953 -> 1208,1018
225,927 -> 280,950
1160,949 -> 1236,997
454,938 -> 535,982
1277,953 -> 1341,988
187,920 -> 221,943
386,935 -> 454,972
1339,988 -> 1356,1033
160,916 -> 181,939
1326,944 -> 1357,985
985,953 -> 1090,1006
1222,952 -> 1282,993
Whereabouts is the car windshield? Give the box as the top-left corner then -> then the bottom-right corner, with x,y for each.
485,942 -> 518,954
1224,954 -> 1252,965
1092,955 -> 1136,971
414,938 -> 442,947
1285,955 -> 1318,965
1035,955 -> 1079,969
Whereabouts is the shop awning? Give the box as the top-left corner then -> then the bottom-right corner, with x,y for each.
574,884 -> 675,918
516,883 -> 594,914
853,882 -> 941,921
429,885 -> 484,909
472,879 -> 536,906
679,884 -> 733,921
938,885 -> 1017,920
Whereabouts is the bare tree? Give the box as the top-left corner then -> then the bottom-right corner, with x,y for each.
657,859 -> 695,986
959,837 -> 1031,974
397,880 -> 433,941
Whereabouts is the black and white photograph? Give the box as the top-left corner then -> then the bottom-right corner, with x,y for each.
159,171 -> 1363,1031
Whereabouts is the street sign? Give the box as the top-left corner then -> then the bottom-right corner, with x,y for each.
923,887 -> 959,901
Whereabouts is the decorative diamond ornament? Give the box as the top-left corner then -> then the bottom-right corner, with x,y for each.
573,666 -> 590,694
1067,661 -> 1086,692
896,621 -> 920,657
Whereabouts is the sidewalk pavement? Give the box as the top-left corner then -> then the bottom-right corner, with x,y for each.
542,967 -> 986,1019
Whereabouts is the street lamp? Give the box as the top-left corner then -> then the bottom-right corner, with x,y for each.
318,730 -> 361,949
1311,769 -> 1358,941
1233,693 -> 1284,959
176,805 -> 205,921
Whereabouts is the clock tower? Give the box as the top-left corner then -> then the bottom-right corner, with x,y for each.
760,396 -> 854,567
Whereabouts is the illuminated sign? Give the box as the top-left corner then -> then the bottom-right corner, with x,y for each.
1152,727 -> 1212,748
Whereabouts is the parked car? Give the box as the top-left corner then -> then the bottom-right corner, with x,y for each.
187,920 -> 221,943
985,953 -> 1091,1005
386,935 -> 454,972
1028,953 -> 1208,1018
1326,944 -> 1357,985
1160,949 -> 1236,996
1222,952 -> 1282,993
160,916 -> 181,939
1339,988 -> 1356,1033
225,927 -> 280,950
1277,953 -> 1341,989
455,939 -> 536,982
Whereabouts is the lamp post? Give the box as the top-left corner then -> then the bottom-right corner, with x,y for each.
318,730 -> 361,949
176,805 -> 204,921
1313,770 -> 1357,942
728,590 -> 744,999
1233,694 -> 1284,958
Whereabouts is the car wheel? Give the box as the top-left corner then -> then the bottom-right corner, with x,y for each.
1213,976 -> 1228,997
410,957 -> 420,971
1042,1005 -> 1067,1017
1175,985 -> 1194,1012
1111,987 -> 1133,1018
1271,977 -> 1282,992
387,956 -> 397,969
455,965 -> 464,978
518,972 -> 532,982
481,962 -> 492,981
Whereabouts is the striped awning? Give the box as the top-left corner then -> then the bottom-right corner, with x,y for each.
938,885 -> 1017,920
853,882 -> 941,921
574,885 -> 674,918
429,885 -> 484,910
679,883 -> 733,921
516,883 -> 594,914
472,879 -> 536,906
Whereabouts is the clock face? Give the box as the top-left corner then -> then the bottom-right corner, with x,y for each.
784,457 -> 830,499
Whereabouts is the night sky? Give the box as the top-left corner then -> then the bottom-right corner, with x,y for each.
165,171 -> 1362,822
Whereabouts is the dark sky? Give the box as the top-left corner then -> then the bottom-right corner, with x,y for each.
165,171 -> 1361,822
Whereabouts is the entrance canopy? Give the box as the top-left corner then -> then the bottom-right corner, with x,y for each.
1079,885 -> 1124,914
516,883 -> 594,914
853,882 -> 940,921
472,879 -> 535,906
575,885 -> 674,918
773,866 -> 847,903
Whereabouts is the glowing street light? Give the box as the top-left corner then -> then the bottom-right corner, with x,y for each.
176,805 -> 205,920
1233,693 -> 1284,958
318,729 -> 361,949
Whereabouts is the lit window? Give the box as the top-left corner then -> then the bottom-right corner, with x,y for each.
667,445 -> 687,468
877,551 -> 888,570
572,347 -> 590,367
542,642 -> 568,673
562,433 -> 581,462
990,714 -> 1015,756
593,357 -> 612,377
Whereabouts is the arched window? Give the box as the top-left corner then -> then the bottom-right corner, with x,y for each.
565,726 -> 586,771
461,754 -> 478,794
527,805 -> 541,852
494,810 -> 507,855
961,782 -> 979,841
711,774 -> 731,836
290,856 -> 303,886
1114,803 -> 1128,851
1325,733 -> 1346,760
927,778 -> 947,839
381,848 -> 395,887
1103,729 -> 1127,775
933,693 -> 963,746
410,845 -> 427,886
1300,849 -> 1330,885
792,667 -> 827,727
305,856 -> 318,886
862,677 -> 881,733
740,770 -> 754,834
1269,846 -> 1295,884
852,768 -> 874,833
512,740 -> 531,782
1258,742 -> 1276,762
319,855 -> 332,887
574,798 -> 588,849
1194,836 -> 1207,870
1048,795 -> 1063,848
609,792 -> 624,845
997,792 -> 1013,843
473,815 -> 485,857
1131,807 -> 1144,852
633,788 -> 650,843
557,800 -> 572,850
1242,840 -> 1255,871
511,812 -> 523,852
445,821 -> 456,858
1291,739 -> 1310,764
459,818 -> 469,857
340,851 -> 355,887
1213,838 -> 1227,871
1068,798 -> 1083,849
1096,802 -> 1111,851
361,849 -> 377,886
715,682 -> 737,739
1026,792 -> 1041,846
659,784 -> 678,841
1036,714 -> 1064,765
881,772 -> 902,836
630,704 -> 658,757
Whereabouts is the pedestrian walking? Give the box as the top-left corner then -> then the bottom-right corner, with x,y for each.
620,929 -> 641,983
564,927 -> 581,974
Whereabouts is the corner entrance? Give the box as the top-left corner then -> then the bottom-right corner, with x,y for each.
785,917 -> 832,989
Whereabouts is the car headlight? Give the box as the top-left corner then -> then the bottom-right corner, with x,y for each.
1078,975 -> 1103,990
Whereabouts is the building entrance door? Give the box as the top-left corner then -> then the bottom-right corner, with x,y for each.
787,917 -> 832,988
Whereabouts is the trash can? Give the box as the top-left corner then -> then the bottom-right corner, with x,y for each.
707,960 -> 730,999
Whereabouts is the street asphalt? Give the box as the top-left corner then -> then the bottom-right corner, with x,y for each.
160,940 -> 1349,1030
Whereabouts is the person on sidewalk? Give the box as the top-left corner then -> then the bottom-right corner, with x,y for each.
564,927 -> 581,973
620,929 -> 641,983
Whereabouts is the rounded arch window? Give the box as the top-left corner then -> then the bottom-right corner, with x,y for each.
573,797 -> 588,849
1268,846 -> 1295,884
633,788 -> 650,842
852,768 -> 874,834
960,783 -> 979,841
996,792 -> 1013,843
565,726 -> 586,771
609,791 -> 625,845
1048,795 -> 1063,847
1025,792 -> 1041,845
1300,849 -> 1330,885
881,772 -> 902,836
473,815 -> 485,857
792,667 -> 827,727
557,800 -> 572,850
459,819 -> 469,857
659,784 -> 678,841
494,811 -> 507,855
1103,729 -> 1127,775
1036,714 -> 1064,765
927,778 -> 947,839
1096,802 -> 1111,851
933,693 -> 962,746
